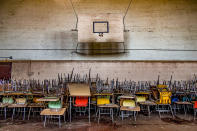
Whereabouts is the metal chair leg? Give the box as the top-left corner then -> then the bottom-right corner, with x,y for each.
64,112 -> 66,122
98,108 -> 100,124
28,107 -> 31,120
4,107 -> 6,119
169,105 -> 174,118
134,111 -> 136,121
159,111 -> 161,118
111,108 -> 114,123
148,106 -> 150,118
44,115 -> 46,127
59,115 -> 61,128
121,111 -> 124,120
12,108 -> 15,121
23,107 -> 26,120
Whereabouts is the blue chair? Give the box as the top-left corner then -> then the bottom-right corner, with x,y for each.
172,98 -> 179,114
172,98 -> 179,103
182,97 -> 189,102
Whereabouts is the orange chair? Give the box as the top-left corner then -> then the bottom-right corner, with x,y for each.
194,101 -> 197,120
75,97 -> 88,107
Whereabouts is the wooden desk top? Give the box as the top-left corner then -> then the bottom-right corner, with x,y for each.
120,106 -> 140,111
28,103 -> 45,108
0,93 -> 43,96
139,101 -> 157,105
37,97 -> 59,102
97,104 -> 119,108
135,92 -> 151,95
8,104 -> 27,108
175,101 -> 192,105
113,93 -> 124,95
40,108 -> 66,116
0,93 -> 28,96
0,103 -> 9,107
119,96 -> 135,99
93,93 -> 113,96
68,83 -> 91,97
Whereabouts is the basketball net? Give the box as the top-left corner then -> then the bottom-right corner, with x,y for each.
99,33 -> 103,37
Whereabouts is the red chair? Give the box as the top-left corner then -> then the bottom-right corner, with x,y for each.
74,97 -> 88,116
75,97 -> 88,107
194,101 -> 197,108
194,101 -> 197,120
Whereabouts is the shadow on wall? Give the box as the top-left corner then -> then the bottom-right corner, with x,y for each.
44,30 -> 130,55
44,31 -> 77,49
76,42 -> 126,55
74,31 -> 130,55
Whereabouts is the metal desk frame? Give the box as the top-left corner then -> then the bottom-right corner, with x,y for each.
156,104 -> 174,118
11,106 -> 26,121
69,96 -> 90,123
139,102 -> 157,118
174,102 -> 192,116
0,104 -> 7,119
41,108 -> 66,128
97,106 -> 117,123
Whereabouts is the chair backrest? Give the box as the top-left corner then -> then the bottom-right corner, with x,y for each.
182,97 -> 189,102
97,97 -> 110,105
122,100 -> 135,107
97,96 -> 110,105
172,98 -> 179,103
16,98 -> 26,104
2,97 -> 14,104
194,101 -> 197,109
136,96 -> 146,103
48,101 -> 62,109
75,97 -> 88,107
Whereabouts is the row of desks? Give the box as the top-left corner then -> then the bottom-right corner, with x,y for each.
0,93 -> 44,96
0,103 -> 45,120
0,103 -> 66,128
97,100 -> 195,122
0,103 -> 44,108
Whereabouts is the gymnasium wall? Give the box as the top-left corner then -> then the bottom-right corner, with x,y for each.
0,0 -> 197,60
11,61 -> 197,81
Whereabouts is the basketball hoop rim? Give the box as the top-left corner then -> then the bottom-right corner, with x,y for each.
98,33 -> 104,37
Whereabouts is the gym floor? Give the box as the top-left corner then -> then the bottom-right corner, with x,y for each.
0,113 -> 197,131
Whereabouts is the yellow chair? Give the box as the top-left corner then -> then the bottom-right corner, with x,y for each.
157,85 -> 167,88
159,91 -> 172,104
91,97 -> 96,102
122,100 -> 135,107
157,85 -> 172,104
97,97 -> 110,105
16,98 -> 26,104
136,96 -> 146,103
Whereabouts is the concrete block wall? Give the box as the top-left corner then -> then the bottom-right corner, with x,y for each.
0,0 -> 197,60
12,61 -> 197,81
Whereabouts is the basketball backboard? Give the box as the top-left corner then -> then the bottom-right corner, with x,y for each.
93,21 -> 109,33
78,13 -> 124,43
